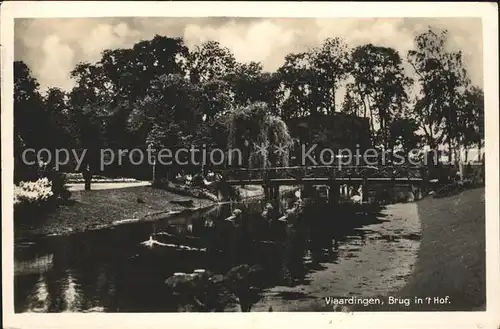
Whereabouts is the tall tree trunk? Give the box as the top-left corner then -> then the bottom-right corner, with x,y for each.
476,140 -> 483,162
366,97 -> 376,139
357,83 -> 368,119
362,98 -> 367,118
331,79 -> 336,114
448,140 -> 453,166
381,115 -> 388,151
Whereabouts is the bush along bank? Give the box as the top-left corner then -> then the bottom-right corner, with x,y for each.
152,176 -> 242,203
14,163 -> 72,221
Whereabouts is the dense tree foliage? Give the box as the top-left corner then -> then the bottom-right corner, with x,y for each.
407,28 -> 480,164
14,26 -> 484,180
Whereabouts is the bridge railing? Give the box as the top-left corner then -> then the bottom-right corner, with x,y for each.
219,165 -> 426,182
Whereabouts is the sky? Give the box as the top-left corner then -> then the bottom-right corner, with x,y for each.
14,17 -> 483,94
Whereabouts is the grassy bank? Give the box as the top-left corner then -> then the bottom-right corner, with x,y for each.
15,185 -> 216,238
14,183 -> 290,238
395,187 -> 486,311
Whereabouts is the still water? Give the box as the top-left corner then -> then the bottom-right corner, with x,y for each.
14,198 -> 398,313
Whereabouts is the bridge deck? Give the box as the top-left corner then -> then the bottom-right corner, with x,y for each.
225,177 -> 424,185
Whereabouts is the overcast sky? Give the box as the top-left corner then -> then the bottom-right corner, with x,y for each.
14,17 -> 483,93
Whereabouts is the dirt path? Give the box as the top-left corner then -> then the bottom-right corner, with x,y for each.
251,202 -> 422,311
66,181 -> 151,192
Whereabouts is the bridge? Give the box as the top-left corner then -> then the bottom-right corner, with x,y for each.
220,165 -> 426,185
219,165 -> 428,201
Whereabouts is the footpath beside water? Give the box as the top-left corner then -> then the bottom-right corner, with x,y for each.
258,187 -> 485,312
252,202 -> 422,311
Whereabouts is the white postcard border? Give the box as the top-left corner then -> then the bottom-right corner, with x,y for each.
1,2 -> 499,329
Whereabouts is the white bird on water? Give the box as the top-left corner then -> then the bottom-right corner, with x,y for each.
141,235 -> 167,248
294,189 -> 301,199
351,195 -> 362,204
141,236 -> 206,252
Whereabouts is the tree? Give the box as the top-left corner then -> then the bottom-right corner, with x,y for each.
253,72 -> 285,115
408,27 -> 470,163
349,44 -> 412,149
187,41 -> 237,85
14,61 -> 46,182
97,36 -> 190,151
341,84 -> 364,117
129,74 -> 204,149
226,102 -> 293,168
389,118 -> 421,154
227,62 -> 284,113
278,52 -> 314,120
200,78 -> 233,121
44,88 -> 76,149
309,37 -> 350,114
14,61 -> 48,150
68,63 -> 110,170
457,86 -> 484,162
279,38 -> 350,120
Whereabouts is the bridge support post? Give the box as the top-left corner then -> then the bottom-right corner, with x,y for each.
341,184 -> 348,197
328,182 -> 340,204
362,177 -> 368,203
263,184 -> 280,201
263,185 -> 269,199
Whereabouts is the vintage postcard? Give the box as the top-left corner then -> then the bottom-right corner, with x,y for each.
2,1 -> 499,329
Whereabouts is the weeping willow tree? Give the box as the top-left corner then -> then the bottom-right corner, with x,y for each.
227,102 -> 292,168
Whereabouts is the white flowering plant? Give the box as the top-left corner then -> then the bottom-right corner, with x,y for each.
14,177 -> 55,206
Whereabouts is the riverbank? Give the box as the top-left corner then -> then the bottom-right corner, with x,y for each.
14,185 -> 216,238
14,183 -> 289,239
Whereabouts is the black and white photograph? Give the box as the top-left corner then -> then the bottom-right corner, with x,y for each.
2,2 -> 499,329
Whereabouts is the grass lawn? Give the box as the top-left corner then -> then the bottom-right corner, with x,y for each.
15,186 -> 215,237
395,187 -> 486,311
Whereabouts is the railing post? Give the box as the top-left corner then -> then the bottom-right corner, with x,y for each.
328,167 -> 340,205
362,176 -> 368,204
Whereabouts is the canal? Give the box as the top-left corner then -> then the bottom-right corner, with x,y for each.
14,193 -> 422,312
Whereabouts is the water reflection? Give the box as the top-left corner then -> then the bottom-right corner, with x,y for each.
14,195 -> 390,312
27,274 -> 49,312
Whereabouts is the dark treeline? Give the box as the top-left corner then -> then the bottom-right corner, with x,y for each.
14,26 -> 484,181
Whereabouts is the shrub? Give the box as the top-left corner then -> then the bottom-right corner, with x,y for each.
47,170 -> 71,201
36,162 -> 71,201
153,178 -> 220,202
14,163 -> 72,221
433,183 -> 465,198
164,265 -> 264,312
14,177 -> 53,204
14,177 -> 56,216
